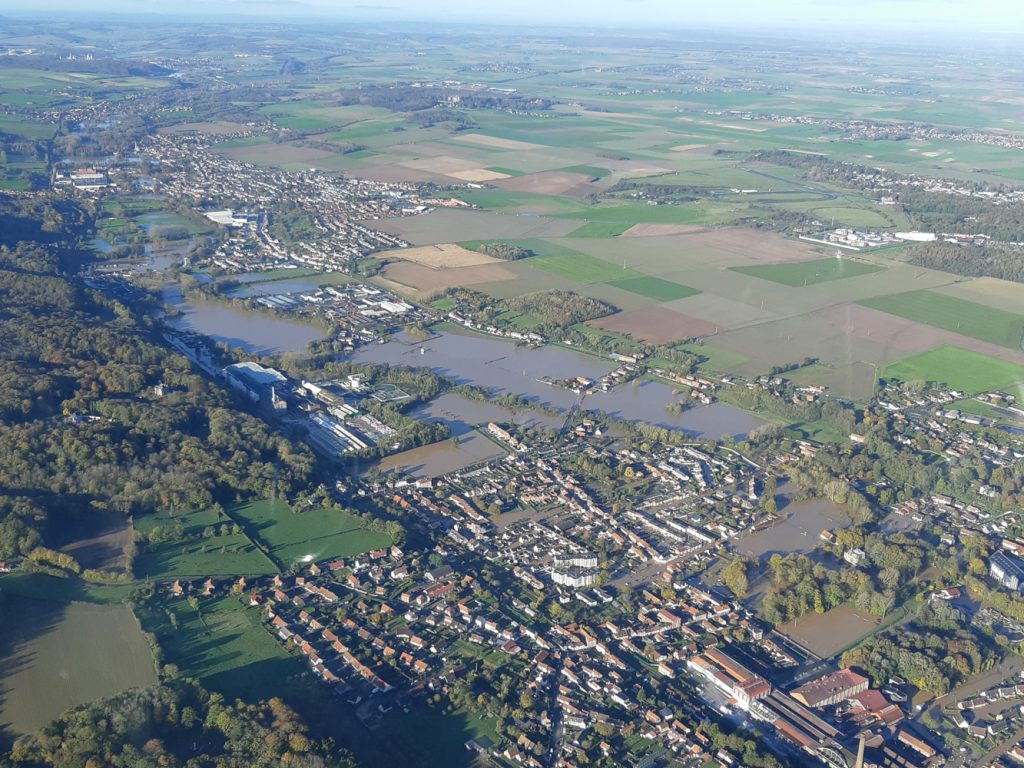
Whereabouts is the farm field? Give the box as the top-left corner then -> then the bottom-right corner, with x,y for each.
229,498 -> 393,568
0,596 -> 157,739
526,252 -> 641,284
859,290 -> 1024,349
883,346 -> 1024,394
606,275 -> 701,301
732,257 -> 885,286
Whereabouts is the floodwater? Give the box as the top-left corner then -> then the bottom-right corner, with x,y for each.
780,604 -> 878,657
367,430 -> 507,480
162,284 -> 324,355
350,330 -> 766,438
360,393 -> 561,480
733,496 -> 851,559
409,392 -> 562,436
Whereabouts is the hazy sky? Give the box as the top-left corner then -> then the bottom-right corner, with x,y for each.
8,0 -> 1024,32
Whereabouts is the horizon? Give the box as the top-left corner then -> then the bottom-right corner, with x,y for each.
3,0 -> 1024,35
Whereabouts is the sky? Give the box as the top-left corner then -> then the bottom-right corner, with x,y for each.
7,0 -> 1024,33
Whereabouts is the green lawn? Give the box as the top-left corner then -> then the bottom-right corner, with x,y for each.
883,346 -> 1024,394
607,276 -> 701,301
525,252 -> 641,284
859,290 -> 1024,349
732,257 -> 884,286
230,499 -> 392,567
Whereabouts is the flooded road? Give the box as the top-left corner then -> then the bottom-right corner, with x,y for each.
351,330 -> 766,438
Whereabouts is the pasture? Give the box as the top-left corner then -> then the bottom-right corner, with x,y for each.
135,506 -> 277,579
229,499 -> 393,568
883,346 -> 1024,394
859,290 -> 1024,349
0,597 -> 157,738
138,594 -> 300,702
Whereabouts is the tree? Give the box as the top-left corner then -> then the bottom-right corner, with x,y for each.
722,558 -> 750,599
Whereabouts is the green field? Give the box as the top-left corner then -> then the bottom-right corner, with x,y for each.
732,257 -> 884,286
138,594 -> 301,701
0,596 -> 157,737
567,221 -> 634,237
883,346 -> 1024,394
608,276 -> 701,301
135,506 -> 277,579
230,499 -> 393,567
860,290 -> 1024,349
525,252 -> 641,284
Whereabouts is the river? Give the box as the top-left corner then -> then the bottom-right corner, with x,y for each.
350,330 -> 766,438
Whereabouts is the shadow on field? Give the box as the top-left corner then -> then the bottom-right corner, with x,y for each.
0,594 -> 66,752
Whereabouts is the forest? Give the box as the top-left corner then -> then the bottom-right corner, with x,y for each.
0,196 -> 316,562
0,680 -> 353,768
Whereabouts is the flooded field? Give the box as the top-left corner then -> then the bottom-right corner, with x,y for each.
734,495 -> 851,560
409,392 -> 562,435
162,284 -> 324,354
779,604 -> 878,657
351,331 -> 766,437
362,393 -> 559,479
369,430 -> 507,479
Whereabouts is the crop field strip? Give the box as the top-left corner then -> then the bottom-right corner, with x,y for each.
859,290 -> 1024,349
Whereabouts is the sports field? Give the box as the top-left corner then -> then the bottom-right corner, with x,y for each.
860,290 -> 1024,349
883,346 -> 1024,394
732,257 -> 884,286
607,276 -> 701,301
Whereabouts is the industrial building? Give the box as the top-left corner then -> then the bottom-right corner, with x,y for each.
687,646 -> 771,709
791,668 -> 869,709
990,551 -> 1024,592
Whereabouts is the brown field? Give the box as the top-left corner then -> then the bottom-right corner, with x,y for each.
378,243 -> 499,269
588,307 -> 719,344
495,171 -> 594,196
380,261 -> 518,297
446,168 -> 512,182
366,208 -> 582,244
159,121 -> 250,135
354,164 -> 440,183
452,133 -> 548,151
620,223 -> 708,237
670,143 -> 709,152
221,142 -> 336,166
399,154 -> 485,175
682,228 -> 827,263
56,507 -> 132,574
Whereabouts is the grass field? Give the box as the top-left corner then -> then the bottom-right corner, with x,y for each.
0,596 -> 157,738
607,276 -> 701,301
567,221 -> 634,237
135,506 -> 277,579
860,290 -> 1024,349
883,346 -> 1024,394
525,252 -> 641,284
138,594 -> 301,702
732,257 -> 884,286
230,499 -> 392,567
